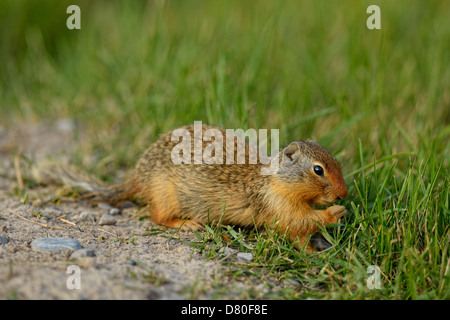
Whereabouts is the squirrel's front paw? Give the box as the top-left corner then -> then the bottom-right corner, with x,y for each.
326,205 -> 346,222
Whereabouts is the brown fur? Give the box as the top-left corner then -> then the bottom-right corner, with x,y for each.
34,124 -> 348,251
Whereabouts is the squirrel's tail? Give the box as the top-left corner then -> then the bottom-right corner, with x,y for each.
32,161 -> 135,205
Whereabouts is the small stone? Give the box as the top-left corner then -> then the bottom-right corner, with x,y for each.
218,247 -> 236,257
119,201 -> 135,209
55,118 -> 75,133
0,233 -> 9,245
125,259 -> 137,266
44,206 -> 63,215
98,214 -> 117,226
284,278 -> 302,287
45,195 -> 56,202
97,202 -> 114,210
31,238 -> 83,252
236,252 -> 253,262
70,248 -> 96,259
79,212 -> 96,222
76,257 -> 97,269
47,205 -> 62,212
109,208 -> 121,216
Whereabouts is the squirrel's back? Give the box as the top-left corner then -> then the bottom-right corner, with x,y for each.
130,124 -> 269,227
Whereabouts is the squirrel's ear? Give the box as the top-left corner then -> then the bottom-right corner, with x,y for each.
281,142 -> 302,163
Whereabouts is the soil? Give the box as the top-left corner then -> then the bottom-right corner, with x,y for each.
0,121 -> 285,300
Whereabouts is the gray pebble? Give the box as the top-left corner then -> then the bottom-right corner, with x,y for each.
75,257 -> 97,269
0,233 -> 9,245
55,118 -> 75,133
44,206 -> 62,215
79,211 -> 96,222
97,202 -> 113,210
71,248 -> 96,259
125,259 -> 137,265
31,238 -> 83,252
218,247 -> 236,257
109,208 -> 121,216
98,214 -> 117,225
284,278 -> 302,287
236,252 -> 253,262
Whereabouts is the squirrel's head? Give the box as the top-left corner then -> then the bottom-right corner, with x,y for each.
275,140 -> 348,205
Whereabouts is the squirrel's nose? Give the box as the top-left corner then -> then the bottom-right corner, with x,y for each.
335,187 -> 348,201
342,187 -> 349,199
339,187 -> 349,200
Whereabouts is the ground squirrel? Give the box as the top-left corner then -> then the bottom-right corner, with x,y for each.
33,123 -> 348,251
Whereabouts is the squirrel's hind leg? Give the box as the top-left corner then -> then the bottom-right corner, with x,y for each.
150,198 -> 202,230
154,217 -> 202,231
145,177 -> 203,231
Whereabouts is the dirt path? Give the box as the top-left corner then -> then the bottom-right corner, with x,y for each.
0,121 -> 282,300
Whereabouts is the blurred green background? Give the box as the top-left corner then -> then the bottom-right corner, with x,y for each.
1,0 -> 450,299
1,0 -> 448,173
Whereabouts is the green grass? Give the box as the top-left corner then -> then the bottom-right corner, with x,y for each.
1,0 -> 449,299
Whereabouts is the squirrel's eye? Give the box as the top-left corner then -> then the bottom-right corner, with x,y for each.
313,165 -> 324,176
